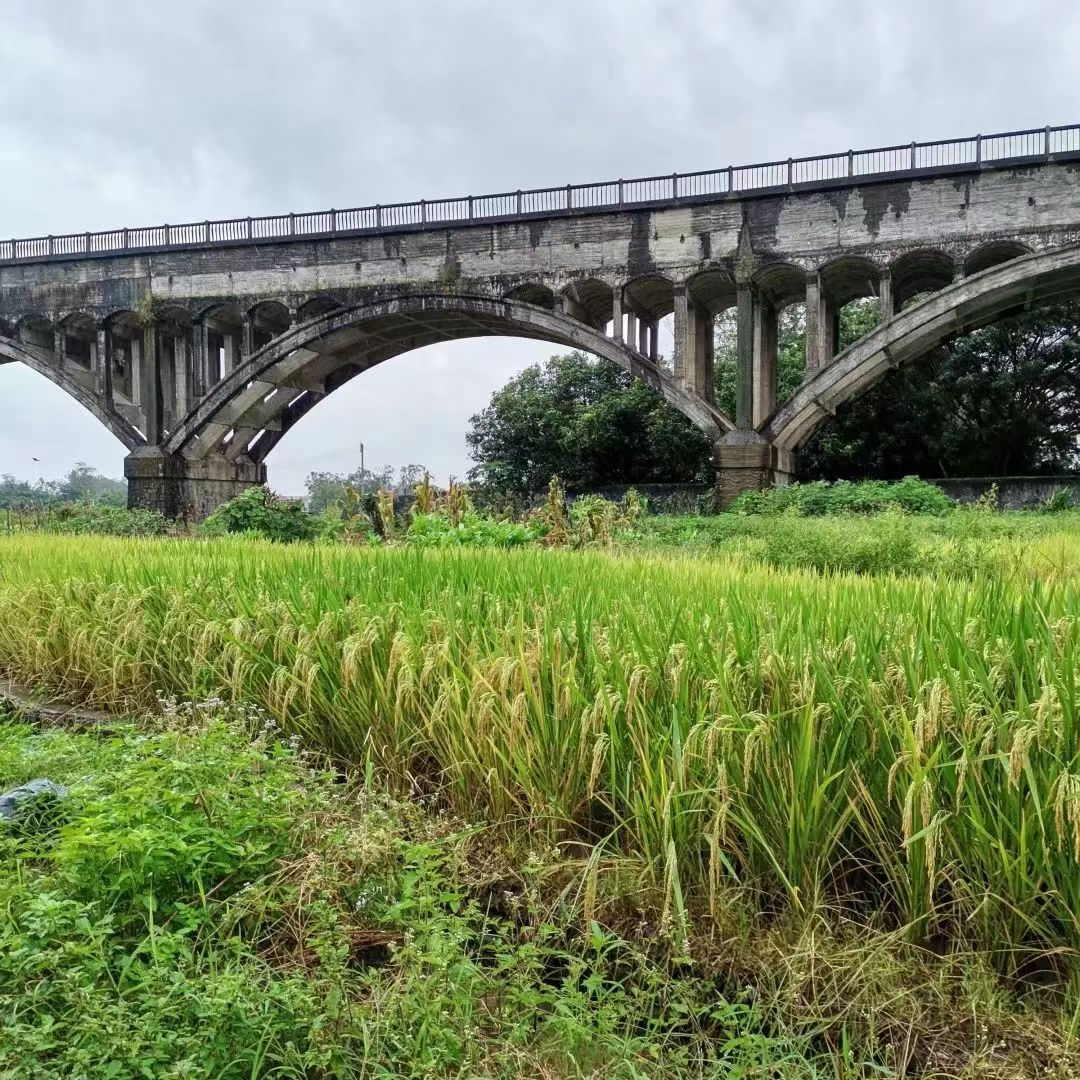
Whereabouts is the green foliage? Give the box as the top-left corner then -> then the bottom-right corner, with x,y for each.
0,463 -> 127,510
198,485 -> 319,543
728,475 -> 955,517
406,509 -> 541,547
466,351 -> 712,498
802,300 -> 1080,479
305,463 -> 429,514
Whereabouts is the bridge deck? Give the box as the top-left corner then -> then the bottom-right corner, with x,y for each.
2,123 -> 1078,266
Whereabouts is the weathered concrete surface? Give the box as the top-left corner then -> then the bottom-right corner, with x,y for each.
0,154 -> 1078,514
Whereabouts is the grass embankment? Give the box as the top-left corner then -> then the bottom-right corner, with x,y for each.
3,521 -> 1080,1075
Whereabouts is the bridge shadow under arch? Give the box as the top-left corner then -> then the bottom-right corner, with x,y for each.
165,293 -> 733,465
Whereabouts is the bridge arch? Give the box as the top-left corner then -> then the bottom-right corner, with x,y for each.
0,331 -> 142,450
964,240 -> 1032,277
164,293 -> 730,465
761,243 -> 1080,452
890,248 -> 956,310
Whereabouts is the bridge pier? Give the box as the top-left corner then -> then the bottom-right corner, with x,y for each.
712,432 -> 795,507
125,447 -> 264,521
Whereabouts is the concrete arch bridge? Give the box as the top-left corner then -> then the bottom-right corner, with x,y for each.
1,123 -> 1079,516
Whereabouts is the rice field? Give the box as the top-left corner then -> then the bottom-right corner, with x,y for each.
2,526 -> 1080,988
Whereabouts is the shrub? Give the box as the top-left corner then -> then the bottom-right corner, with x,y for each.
728,476 -> 955,516
198,486 -> 319,542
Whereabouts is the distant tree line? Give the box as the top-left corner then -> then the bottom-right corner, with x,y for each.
0,463 -> 127,509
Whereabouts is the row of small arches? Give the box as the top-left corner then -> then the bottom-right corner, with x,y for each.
509,240 -> 1034,327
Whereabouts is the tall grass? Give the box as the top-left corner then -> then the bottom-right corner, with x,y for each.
2,533 -> 1080,984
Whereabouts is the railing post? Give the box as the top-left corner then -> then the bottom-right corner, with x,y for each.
289,212 -> 296,236
566,184 -> 572,211
47,235 -> 53,256
420,200 -> 426,224
910,141 -> 916,170
164,224 -> 171,246
331,210 -> 337,234
516,190 -> 522,215
786,157 -> 793,185
246,217 -> 252,240
376,205 -> 383,228
1045,125 -> 1052,158
123,228 -> 129,249
975,134 -> 982,165
727,165 -> 734,192
204,221 -> 210,243
618,179 -> 624,207
672,172 -> 679,200
847,150 -> 854,177
468,195 -> 474,221
85,231 -> 91,254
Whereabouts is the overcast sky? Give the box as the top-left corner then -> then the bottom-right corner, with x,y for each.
1,0 -> 1077,492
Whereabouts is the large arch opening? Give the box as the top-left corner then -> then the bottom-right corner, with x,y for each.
166,294 -> 726,495
763,245 -> 1080,464
0,337 -> 134,487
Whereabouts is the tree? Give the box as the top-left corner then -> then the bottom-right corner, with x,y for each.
0,463 -> 126,509
801,301 -> 1080,478
305,463 -> 429,513
465,352 -> 712,498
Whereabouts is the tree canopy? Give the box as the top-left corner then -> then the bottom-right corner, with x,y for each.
0,463 -> 126,509
465,351 -> 712,498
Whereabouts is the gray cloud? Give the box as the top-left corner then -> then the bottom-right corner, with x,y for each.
1,0 -> 1076,490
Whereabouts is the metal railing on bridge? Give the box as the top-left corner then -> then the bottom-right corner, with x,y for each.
2,123 -> 1077,265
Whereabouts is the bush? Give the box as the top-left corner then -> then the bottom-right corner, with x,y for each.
198,486 -> 319,543
728,476 -> 955,516
22,503 -> 171,537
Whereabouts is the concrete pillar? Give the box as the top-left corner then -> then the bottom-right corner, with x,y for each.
735,284 -> 754,429
626,311 -> 638,353
878,269 -> 894,321
95,327 -> 111,400
638,316 -> 649,356
695,303 -> 714,404
611,288 -> 623,342
647,320 -> 659,363
712,433 -> 796,507
241,313 -> 254,361
194,322 -> 209,397
125,447 -> 265,521
804,273 -> 835,375
222,332 -> 237,378
751,292 -> 778,428
130,334 -> 142,409
140,325 -> 163,445
673,287 -> 690,387
53,328 -> 65,369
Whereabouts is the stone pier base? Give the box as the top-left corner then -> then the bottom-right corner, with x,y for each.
712,433 -> 795,508
125,448 -> 265,521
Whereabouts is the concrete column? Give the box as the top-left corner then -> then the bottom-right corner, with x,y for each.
611,288 -> 623,342
140,325 -> 163,445
222,332 -> 237,378
241,313 -> 254,360
647,320 -> 659,363
694,303 -> 714,404
95,327 -> 111,400
53,328 -> 65,368
735,284 -> 754,429
638,316 -> 649,356
673,287 -> 690,387
712,433 -> 796,507
878,269 -> 894,321
194,322 -> 209,397
751,292 -> 778,428
804,273 -> 835,375
130,335 -> 142,409
125,447 -> 265,521
625,311 -> 638,353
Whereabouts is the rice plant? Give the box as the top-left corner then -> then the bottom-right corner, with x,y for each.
2,527 -> 1080,992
